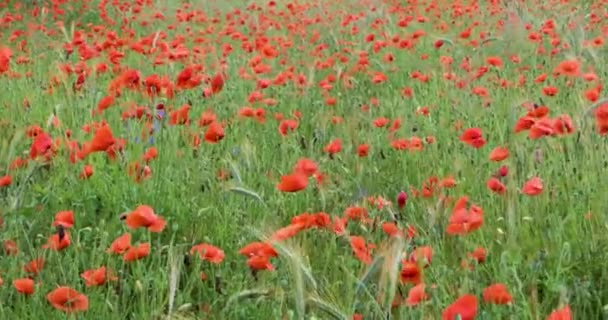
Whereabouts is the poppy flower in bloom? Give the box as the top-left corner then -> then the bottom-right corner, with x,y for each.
209,73 -> 225,94
0,46 -> 12,73
239,242 -> 278,272
107,233 -> 131,255
486,56 -> 503,68
79,164 -> 94,179
553,114 -> 575,135
460,128 -> 486,148
525,105 -> 550,118
542,86 -> 558,96
529,118 -> 555,139
239,242 -> 278,258
42,231 -> 71,251
81,266 -> 118,287
443,294 -> 478,320
0,175 -> 11,187
546,305 -> 572,320
324,138 -> 342,155
482,283 -> 513,304
82,124 -> 115,156
331,216 -> 348,235
349,236 -> 373,265
514,116 -> 536,133
400,261 -> 422,284
142,147 -> 158,163
440,176 -> 457,188
278,119 -> 298,136
344,206 -> 370,223
371,71 -> 388,83
124,205 -> 166,232
13,278 -> 35,295
555,59 -> 580,77
293,158 -> 318,177
270,223 -> 306,241
357,144 -> 370,157
96,95 -> 115,114
24,258 -> 45,276
52,211 -> 74,228
30,132 -> 54,160
169,104 -> 191,125
405,284 -> 428,306
247,255 -> 275,271
123,242 -> 151,262
382,222 -> 401,238
594,103 -> 608,135
522,176 -> 543,196
469,247 -> 487,263
488,146 -> 509,162
46,286 -> 89,313
585,86 -> 601,103
277,172 -> 308,192
190,243 -> 225,264
199,110 -> 218,127
486,177 -> 506,195
446,196 -> 484,235
373,117 -> 390,128
204,122 -> 225,143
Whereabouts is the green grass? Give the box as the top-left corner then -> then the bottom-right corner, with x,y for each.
0,0 -> 607,319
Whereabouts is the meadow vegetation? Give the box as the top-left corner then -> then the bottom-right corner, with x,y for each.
0,0 -> 607,319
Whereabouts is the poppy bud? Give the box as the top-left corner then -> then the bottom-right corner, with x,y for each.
397,191 -> 408,209
498,165 -> 508,177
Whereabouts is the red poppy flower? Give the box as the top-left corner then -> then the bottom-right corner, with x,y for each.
277,172 -> 308,192
546,305 -> 571,320
13,278 -> 35,295
247,255 -> 275,271
0,175 -> 11,187
488,146 -> 509,161
107,233 -> 131,255
443,294 -> 478,320
486,177 -> 506,195
460,128 -> 486,148
46,286 -> 89,313
24,258 -> 45,275
124,205 -> 166,232
239,242 -> 278,258
483,283 -> 513,304
349,236 -> 373,265
522,177 -> 543,196
204,121 -> 225,143
405,284 -> 428,306
190,243 -> 225,264
42,232 -> 71,251
81,266 -> 118,287
52,211 -> 74,228
400,261 -> 422,284
123,243 -> 150,262
446,196 -> 484,235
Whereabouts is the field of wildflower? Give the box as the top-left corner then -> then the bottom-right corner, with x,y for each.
1,0 -> 607,319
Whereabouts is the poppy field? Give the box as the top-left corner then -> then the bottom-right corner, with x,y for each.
1,0 -> 608,319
